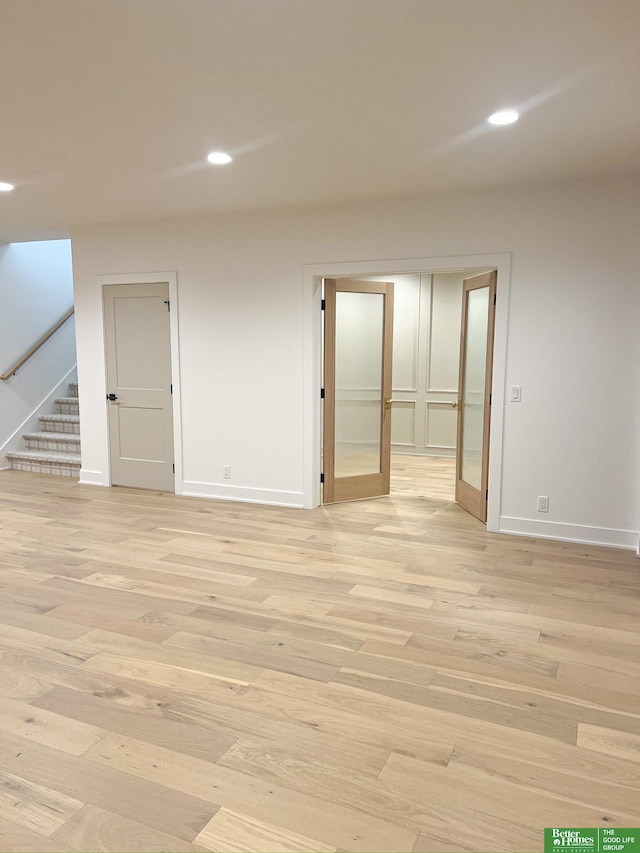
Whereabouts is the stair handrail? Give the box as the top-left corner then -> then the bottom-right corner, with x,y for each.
1,307 -> 75,380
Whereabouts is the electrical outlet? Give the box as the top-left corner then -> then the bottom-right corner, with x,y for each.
222,465 -> 231,480
537,496 -> 549,513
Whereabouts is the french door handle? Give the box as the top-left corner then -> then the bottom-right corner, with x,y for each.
384,398 -> 395,409
106,393 -> 118,401
451,400 -> 461,409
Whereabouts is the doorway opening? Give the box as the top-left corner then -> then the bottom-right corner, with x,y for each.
348,270 -> 465,506
304,253 -> 510,532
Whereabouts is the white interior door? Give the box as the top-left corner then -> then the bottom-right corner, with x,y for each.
103,283 -> 174,491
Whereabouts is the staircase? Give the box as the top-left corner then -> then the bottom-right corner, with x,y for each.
6,382 -> 81,477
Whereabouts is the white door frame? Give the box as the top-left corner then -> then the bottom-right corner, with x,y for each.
302,253 -> 511,532
96,272 -> 183,494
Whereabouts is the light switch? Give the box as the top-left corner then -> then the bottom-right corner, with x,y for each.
510,385 -> 522,402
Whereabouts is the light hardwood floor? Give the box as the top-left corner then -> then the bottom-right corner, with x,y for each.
391,455 -> 456,500
0,470 -> 639,853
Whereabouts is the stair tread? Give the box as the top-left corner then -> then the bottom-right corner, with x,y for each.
7,450 -> 81,463
23,431 -> 80,441
55,397 -> 79,404
40,414 -> 80,422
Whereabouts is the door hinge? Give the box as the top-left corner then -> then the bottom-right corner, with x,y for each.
321,299 -> 326,310
320,388 -> 325,399
489,393 -> 492,405
164,299 -> 171,312
173,463 -> 175,474
320,473 -> 324,484
170,383 -> 173,395
486,489 -> 488,500
493,293 -> 496,306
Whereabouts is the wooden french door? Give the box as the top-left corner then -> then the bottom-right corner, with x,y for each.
455,271 -> 497,522
323,278 -> 394,503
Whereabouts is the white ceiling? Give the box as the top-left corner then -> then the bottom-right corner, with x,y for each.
1,0 -> 639,242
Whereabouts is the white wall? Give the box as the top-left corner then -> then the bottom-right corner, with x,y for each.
0,240 -> 76,463
70,176 -> 640,548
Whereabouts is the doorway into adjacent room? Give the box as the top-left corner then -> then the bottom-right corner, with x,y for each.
320,266 -> 497,523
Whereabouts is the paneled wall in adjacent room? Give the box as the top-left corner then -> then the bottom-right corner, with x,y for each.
360,272 -> 463,457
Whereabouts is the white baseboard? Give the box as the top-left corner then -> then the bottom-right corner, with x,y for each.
79,469 -> 108,486
500,516 -> 639,551
182,480 -> 304,508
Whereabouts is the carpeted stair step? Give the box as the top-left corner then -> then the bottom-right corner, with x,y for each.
22,431 -> 81,452
54,397 -> 80,415
6,450 -> 81,475
39,414 -> 80,434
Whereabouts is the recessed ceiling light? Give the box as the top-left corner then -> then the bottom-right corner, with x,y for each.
487,110 -> 519,126
0,182 -> 15,192
207,151 -> 233,165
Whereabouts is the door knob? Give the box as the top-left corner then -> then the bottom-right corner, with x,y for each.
451,400 -> 461,409
106,393 -> 118,401
384,398 -> 395,409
